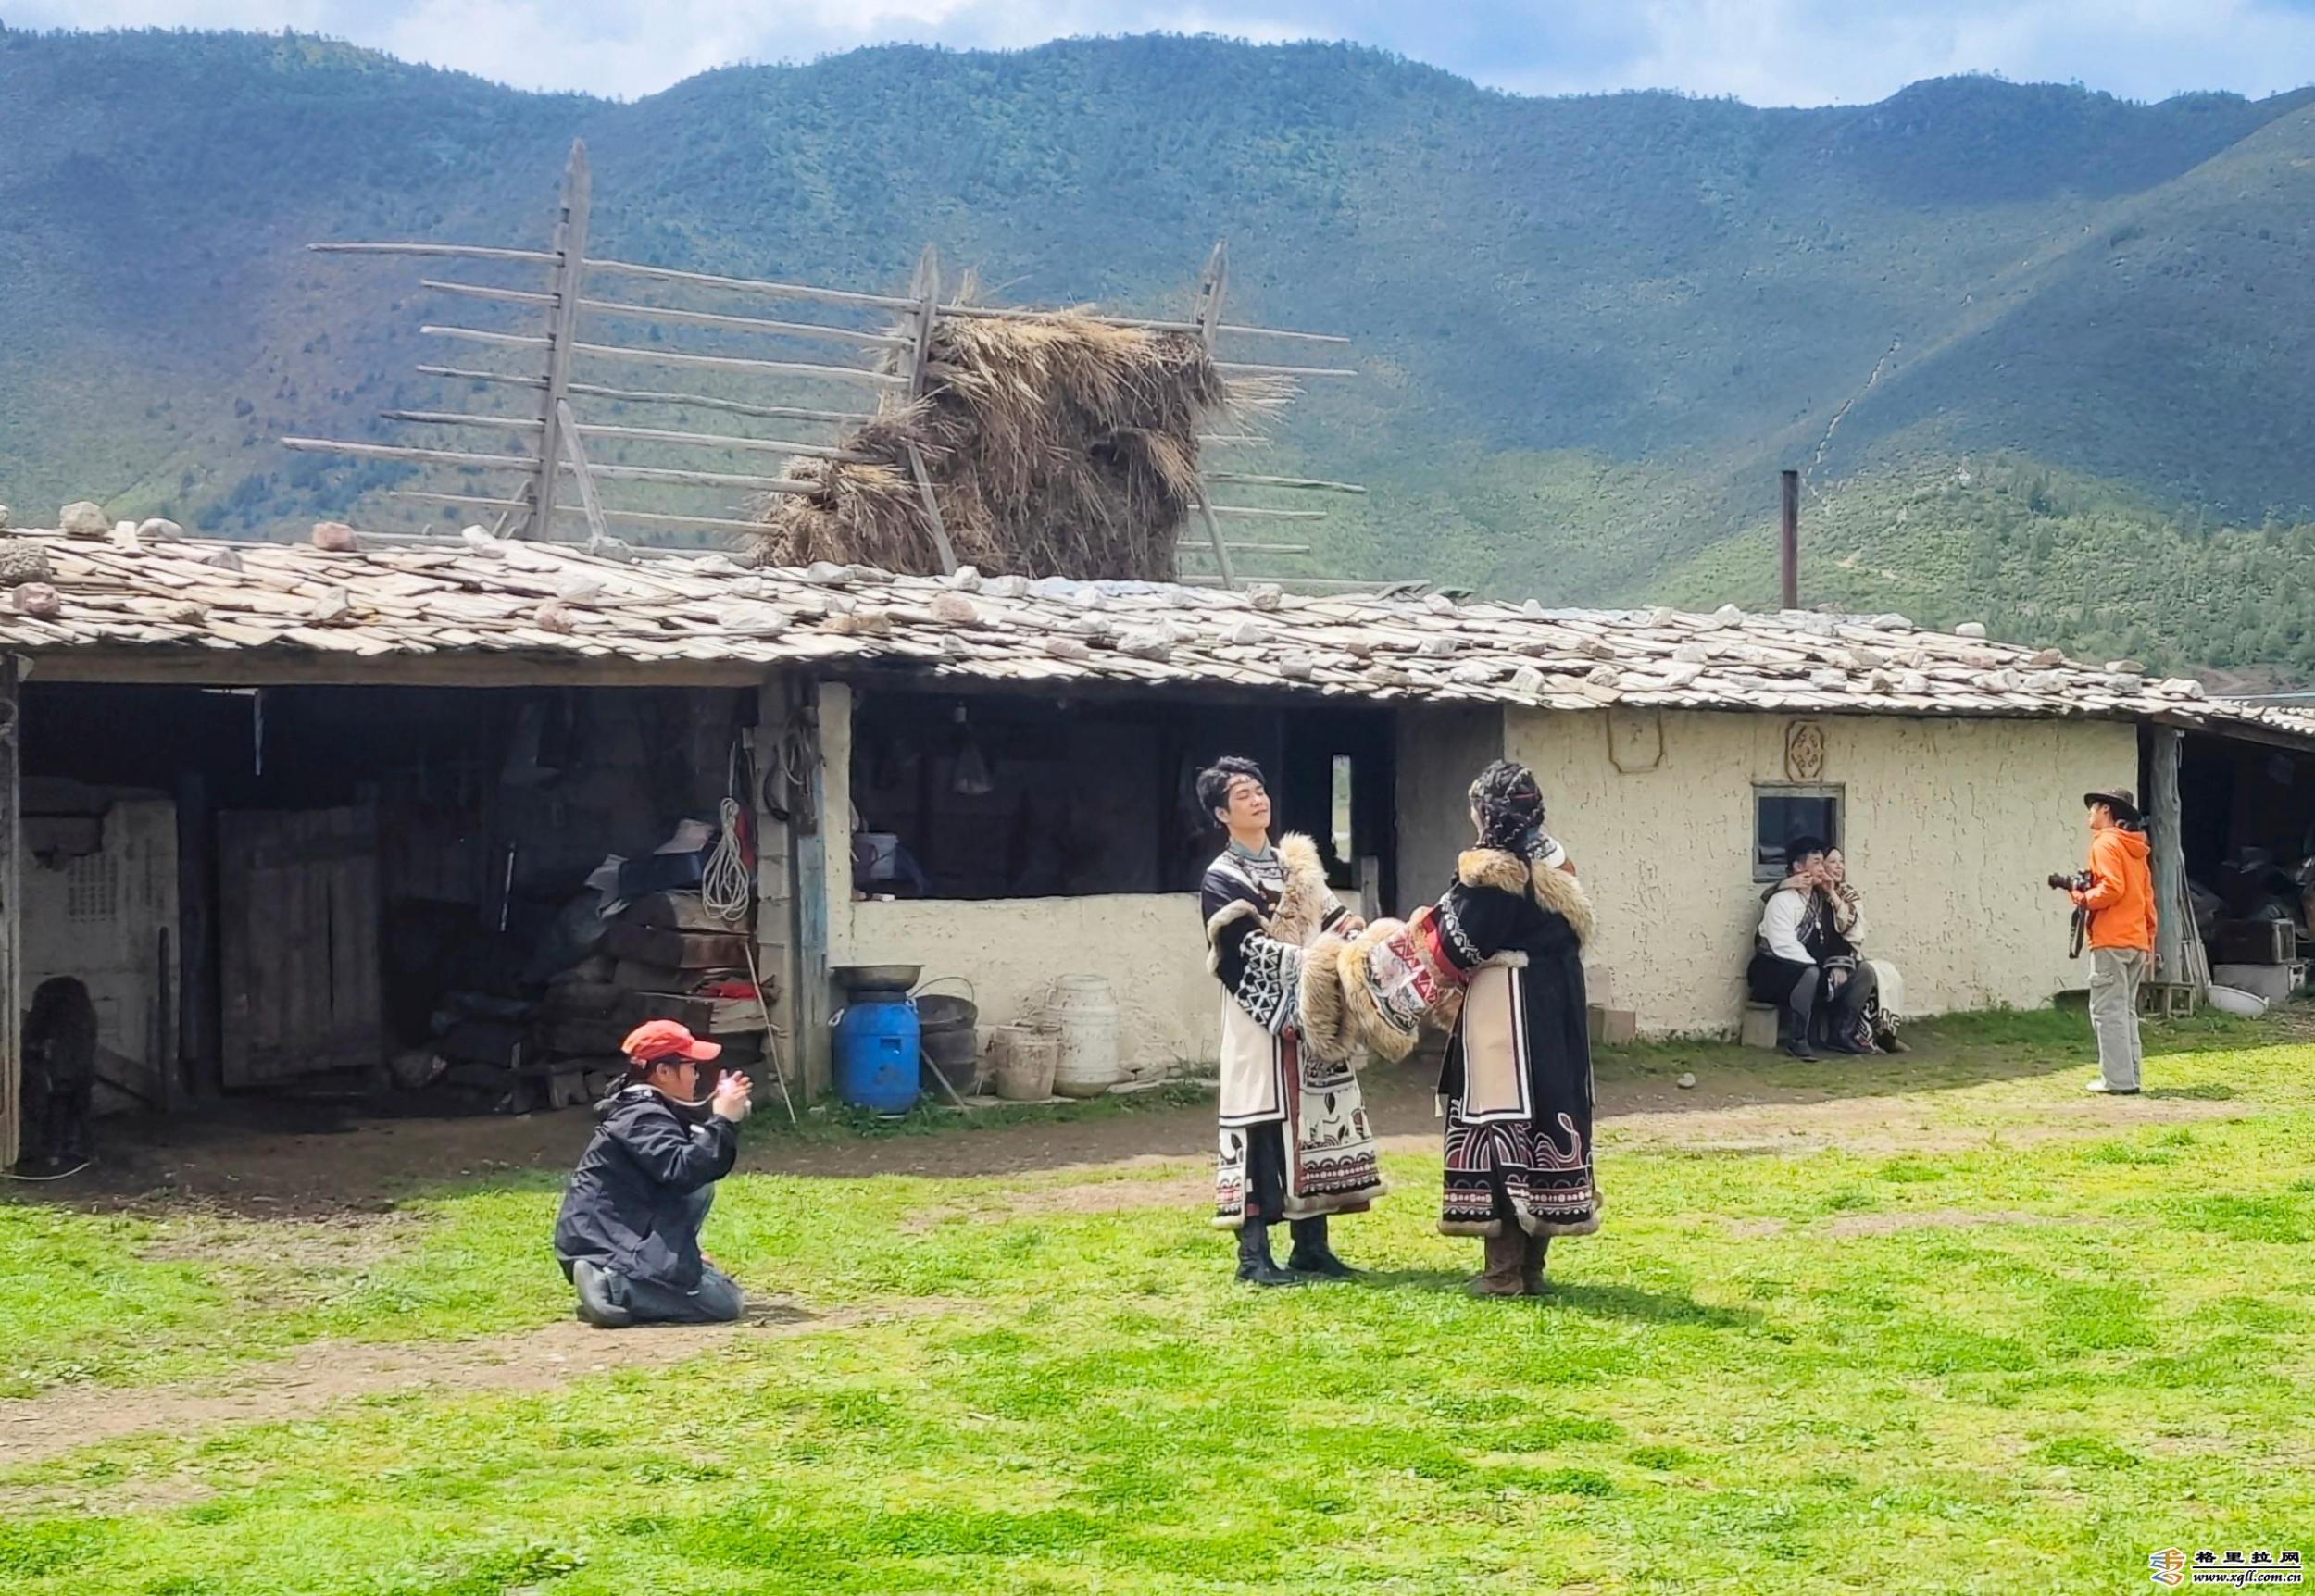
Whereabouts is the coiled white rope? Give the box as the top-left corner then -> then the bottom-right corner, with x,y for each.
704,793 -> 751,925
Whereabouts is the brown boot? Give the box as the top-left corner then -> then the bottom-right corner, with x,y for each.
1468,1229 -> 1526,1296
1520,1233 -> 1551,1295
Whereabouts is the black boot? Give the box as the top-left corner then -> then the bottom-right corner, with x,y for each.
1779,1015 -> 1819,1062
1286,1216 -> 1357,1278
1468,1229 -> 1526,1296
1520,1233 -> 1550,1296
1235,1221 -> 1299,1287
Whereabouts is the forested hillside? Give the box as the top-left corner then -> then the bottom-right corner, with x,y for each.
6,30 -> 2315,675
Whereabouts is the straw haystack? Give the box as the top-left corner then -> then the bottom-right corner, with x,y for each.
757,311 -> 1280,581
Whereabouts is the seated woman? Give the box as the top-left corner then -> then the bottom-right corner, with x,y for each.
1818,847 -> 1906,1054
1424,760 -> 1599,1296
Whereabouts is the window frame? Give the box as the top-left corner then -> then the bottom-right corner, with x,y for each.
1753,783 -> 1844,883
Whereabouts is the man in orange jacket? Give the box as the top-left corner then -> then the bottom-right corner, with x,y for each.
2073,786 -> 2158,1094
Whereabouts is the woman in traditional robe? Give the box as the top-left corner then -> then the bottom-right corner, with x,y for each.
1198,755 -> 1387,1286
1429,760 -> 1599,1296
1820,848 -> 1906,1054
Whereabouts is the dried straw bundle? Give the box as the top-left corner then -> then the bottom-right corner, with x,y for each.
757,311 -> 1281,580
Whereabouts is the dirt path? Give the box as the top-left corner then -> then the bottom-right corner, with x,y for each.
19,1052 -> 2254,1217
0,1296 -> 970,1473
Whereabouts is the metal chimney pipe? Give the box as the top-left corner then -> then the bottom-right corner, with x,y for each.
1779,469 -> 1799,609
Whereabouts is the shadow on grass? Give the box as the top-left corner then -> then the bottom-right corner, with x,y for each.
1539,1280 -> 1760,1330
1355,1267 -> 1473,1292
1587,1006 -> 2288,1117
1354,1268 -> 1759,1329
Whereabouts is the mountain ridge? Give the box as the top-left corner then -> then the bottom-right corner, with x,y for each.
5,28 -> 2315,675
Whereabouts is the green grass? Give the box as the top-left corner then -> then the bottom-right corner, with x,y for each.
5,1011 -> 2313,1592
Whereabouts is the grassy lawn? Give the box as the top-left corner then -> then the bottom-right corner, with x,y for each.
4,1010 -> 2312,1593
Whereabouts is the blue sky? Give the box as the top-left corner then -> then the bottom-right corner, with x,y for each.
18,0 -> 2315,106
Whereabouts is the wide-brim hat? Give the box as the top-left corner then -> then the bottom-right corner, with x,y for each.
2084,786 -> 2140,820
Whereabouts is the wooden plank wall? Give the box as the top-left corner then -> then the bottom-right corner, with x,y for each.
219,805 -> 384,1087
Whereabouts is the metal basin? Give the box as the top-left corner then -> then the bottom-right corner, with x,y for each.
833,962 -> 923,994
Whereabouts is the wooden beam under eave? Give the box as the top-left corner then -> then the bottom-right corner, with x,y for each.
2149,709 -> 2315,755
24,648 -> 775,692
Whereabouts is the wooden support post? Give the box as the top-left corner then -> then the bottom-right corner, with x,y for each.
556,398 -> 612,544
902,246 -> 959,576
0,658 -> 19,1169
905,446 -> 959,577
530,141 -> 593,541
906,243 -> 941,395
752,677 -> 806,1106
174,769 -> 221,1101
1194,239 -> 1230,346
1190,240 -> 1239,589
2150,727 -> 2196,991
792,680 -> 839,1099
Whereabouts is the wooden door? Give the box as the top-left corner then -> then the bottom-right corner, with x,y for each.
219,805 -> 383,1087
1282,707 -> 1398,916
22,797 -> 180,1111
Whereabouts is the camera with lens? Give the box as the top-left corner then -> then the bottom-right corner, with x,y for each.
2047,870 -> 2094,956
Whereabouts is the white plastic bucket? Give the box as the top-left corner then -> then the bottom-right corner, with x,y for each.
991,1026 -> 1058,1102
1046,975 -> 1122,1099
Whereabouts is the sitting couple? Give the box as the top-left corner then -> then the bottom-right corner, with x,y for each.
1746,837 -> 1906,1061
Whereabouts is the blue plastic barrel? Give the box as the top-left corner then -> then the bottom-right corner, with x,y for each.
835,992 -> 920,1114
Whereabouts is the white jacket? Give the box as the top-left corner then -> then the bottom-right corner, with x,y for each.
1758,889 -> 1815,965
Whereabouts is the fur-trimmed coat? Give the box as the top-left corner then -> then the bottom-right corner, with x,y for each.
1202,834 -> 1355,1126
1428,847 -> 1602,1239
1433,846 -> 1595,1122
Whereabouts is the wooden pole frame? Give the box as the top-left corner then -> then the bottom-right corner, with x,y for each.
556,398 -> 613,543
1189,241 -> 1239,589
307,173 -> 1366,560
902,245 -> 960,576
531,142 -> 593,540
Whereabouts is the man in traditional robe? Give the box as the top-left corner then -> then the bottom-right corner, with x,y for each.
1197,755 -> 1387,1285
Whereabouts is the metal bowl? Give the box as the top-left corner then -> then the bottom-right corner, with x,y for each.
833,962 -> 923,993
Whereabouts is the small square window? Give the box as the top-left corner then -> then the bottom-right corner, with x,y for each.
1756,787 -> 1841,881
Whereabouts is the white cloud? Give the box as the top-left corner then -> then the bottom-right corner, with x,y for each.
1520,0 -> 2315,106
10,0 -> 2315,105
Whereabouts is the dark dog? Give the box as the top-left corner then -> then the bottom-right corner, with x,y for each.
21,977 -> 97,1171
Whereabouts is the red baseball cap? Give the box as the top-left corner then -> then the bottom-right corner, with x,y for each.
620,1020 -> 722,1065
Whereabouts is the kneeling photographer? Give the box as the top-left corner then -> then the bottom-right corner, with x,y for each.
554,1020 -> 753,1328
2057,787 -> 2157,1096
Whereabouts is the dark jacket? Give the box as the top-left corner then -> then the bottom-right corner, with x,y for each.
552,1085 -> 739,1291
1433,847 -> 1595,1116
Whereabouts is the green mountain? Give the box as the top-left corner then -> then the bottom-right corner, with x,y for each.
6,29 -> 2315,677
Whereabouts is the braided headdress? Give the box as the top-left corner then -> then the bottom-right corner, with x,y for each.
1469,758 -> 1548,856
